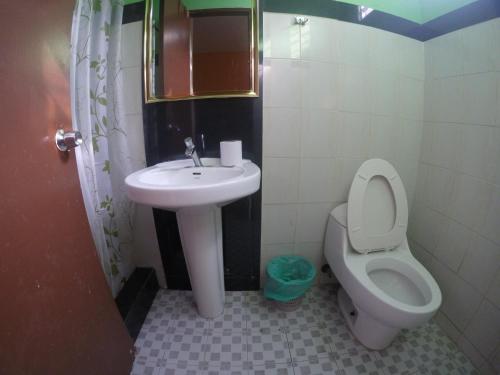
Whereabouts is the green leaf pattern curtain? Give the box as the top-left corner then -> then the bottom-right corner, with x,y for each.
70,0 -> 141,296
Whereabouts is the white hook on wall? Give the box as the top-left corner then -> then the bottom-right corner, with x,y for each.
294,16 -> 309,26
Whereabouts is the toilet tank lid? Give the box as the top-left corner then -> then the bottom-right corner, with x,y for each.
330,203 -> 347,227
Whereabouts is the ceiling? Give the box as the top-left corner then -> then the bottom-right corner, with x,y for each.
123,0 -> 480,25
338,0 -> 478,24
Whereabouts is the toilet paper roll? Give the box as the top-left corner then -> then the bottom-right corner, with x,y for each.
220,140 -> 243,167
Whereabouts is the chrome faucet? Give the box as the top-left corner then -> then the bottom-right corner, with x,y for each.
184,137 -> 203,167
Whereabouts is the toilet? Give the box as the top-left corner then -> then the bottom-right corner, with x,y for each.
324,158 -> 441,350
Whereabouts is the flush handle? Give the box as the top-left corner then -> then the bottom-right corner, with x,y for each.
55,129 -> 83,152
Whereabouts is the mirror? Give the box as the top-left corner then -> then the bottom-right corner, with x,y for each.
144,0 -> 259,102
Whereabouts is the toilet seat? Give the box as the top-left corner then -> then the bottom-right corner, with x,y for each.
347,159 -> 408,253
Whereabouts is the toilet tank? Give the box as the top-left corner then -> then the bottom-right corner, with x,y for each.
324,203 -> 349,276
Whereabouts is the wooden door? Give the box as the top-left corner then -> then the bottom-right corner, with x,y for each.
0,1 -> 134,374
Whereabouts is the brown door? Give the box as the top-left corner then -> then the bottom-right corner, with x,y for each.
0,1 -> 134,374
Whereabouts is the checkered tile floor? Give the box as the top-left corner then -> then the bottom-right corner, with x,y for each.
131,285 -> 476,375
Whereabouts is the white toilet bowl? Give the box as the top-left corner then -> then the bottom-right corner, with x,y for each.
324,159 -> 441,350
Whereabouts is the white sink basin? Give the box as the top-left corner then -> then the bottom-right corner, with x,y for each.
125,157 -> 261,318
125,158 -> 260,210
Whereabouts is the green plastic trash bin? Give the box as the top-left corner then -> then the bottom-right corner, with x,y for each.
264,255 -> 316,302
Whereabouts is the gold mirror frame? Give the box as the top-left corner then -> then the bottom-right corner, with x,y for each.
143,0 -> 259,103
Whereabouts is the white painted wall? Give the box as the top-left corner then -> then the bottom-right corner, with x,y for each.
409,18 -> 500,374
121,21 -> 166,288
261,13 -> 425,285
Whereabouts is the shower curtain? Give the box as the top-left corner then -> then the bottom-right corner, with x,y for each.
70,0 -> 136,297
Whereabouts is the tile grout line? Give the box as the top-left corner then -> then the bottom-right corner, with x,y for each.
283,329 -> 296,374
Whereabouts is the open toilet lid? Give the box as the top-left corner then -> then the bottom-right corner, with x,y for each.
347,159 -> 408,253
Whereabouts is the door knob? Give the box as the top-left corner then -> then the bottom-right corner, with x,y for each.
55,129 -> 83,152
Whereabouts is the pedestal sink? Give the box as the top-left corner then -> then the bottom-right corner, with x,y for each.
125,158 -> 261,318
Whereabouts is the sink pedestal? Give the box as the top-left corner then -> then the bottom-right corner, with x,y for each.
176,205 -> 225,318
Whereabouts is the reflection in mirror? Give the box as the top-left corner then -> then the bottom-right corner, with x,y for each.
144,0 -> 258,102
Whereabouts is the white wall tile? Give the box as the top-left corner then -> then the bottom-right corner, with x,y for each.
263,13 -> 300,59
263,107 -> 301,157
393,157 -> 419,210
423,80 -> 438,122
300,110 -> 337,158
295,202 -> 335,243
449,174 -> 493,230
337,65 -> 370,113
416,20 -> 500,372
459,125 -> 498,181
427,123 -> 462,170
262,158 -> 299,204
398,118 -> 423,161
497,74 -> 500,127
495,127 -> 500,188
433,311 -> 462,343
486,269 -> 500,309
413,163 -> 428,203
489,345 -> 500,374
300,16 -> 336,62
464,299 -> 500,358
462,73 -> 497,126
261,204 -> 297,245
436,77 -> 465,123
427,258 -> 482,331
336,21 -> 370,68
426,31 -> 464,79
434,219 -> 472,272
298,158 -> 341,203
301,61 -> 338,109
494,19 -> 500,72
420,164 -> 456,215
459,235 -> 500,294
419,124 -> 433,164
408,203 -> 447,252
479,361 -> 498,375
337,158 -> 364,201
368,68 -> 397,116
409,240 -> 434,268
133,204 -> 166,287
481,185 -> 500,245
397,36 -> 425,80
336,112 -> 370,159
294,242 -> 327,282
369,28 -> 398,73
461,20 -> 498,75
398,77 -> 424,120
122,66 -> 143,115
369,115 -> 399,160
457,335 -> 489,370
120,23 -> 167,287
123,114 -> 147,171
263,58 -> 302,107
121,21 -> 143,68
